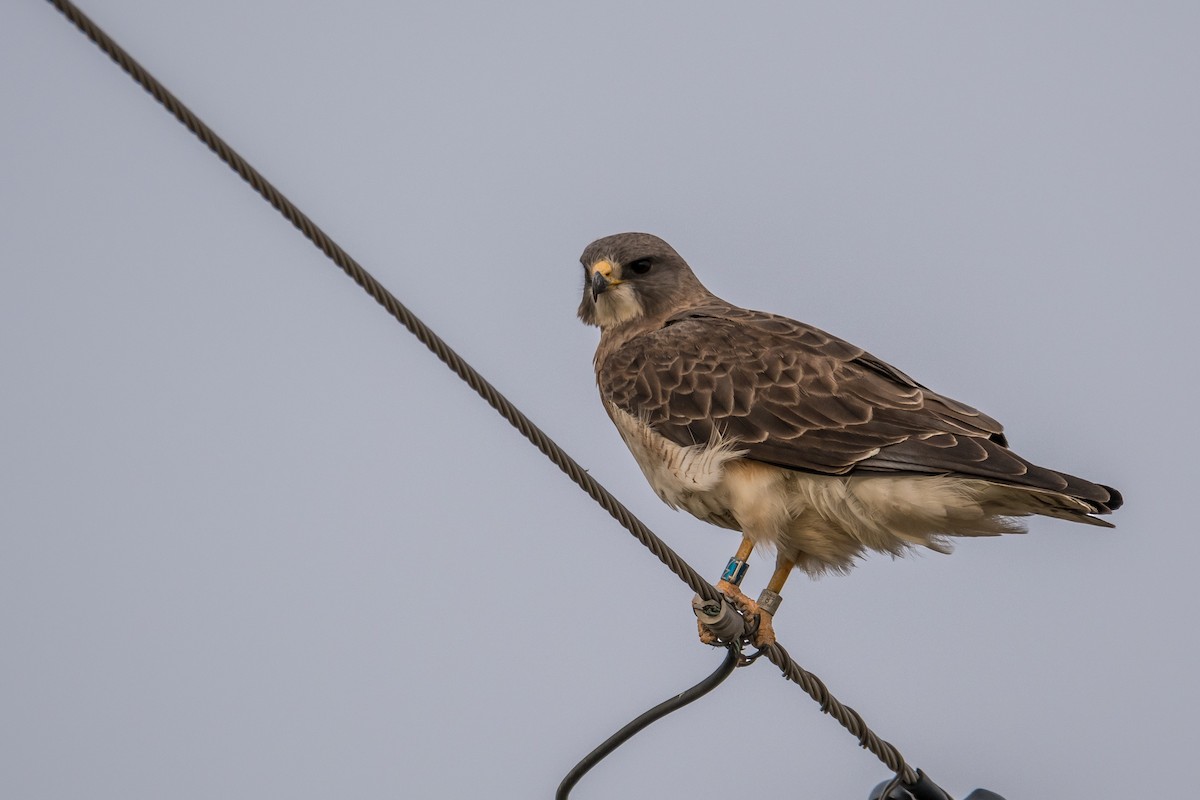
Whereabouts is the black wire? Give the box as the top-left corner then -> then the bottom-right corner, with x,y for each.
556,644 -> 741,800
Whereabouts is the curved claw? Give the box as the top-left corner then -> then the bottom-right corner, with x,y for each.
697,618 -> 720,646
709,580 -> 777,648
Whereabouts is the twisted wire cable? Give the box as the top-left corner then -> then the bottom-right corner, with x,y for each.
764,642 -> 916,783
43,0 -> 719,606
44,0 -> 916,784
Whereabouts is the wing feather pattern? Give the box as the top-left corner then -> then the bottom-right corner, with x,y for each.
597,304 -> 1120,513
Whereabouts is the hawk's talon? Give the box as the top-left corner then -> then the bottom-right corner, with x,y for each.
751,609 -> 776,648
711,579 -> 778,648
737,647 -> 767,667
697,619 -> 720,646
715,578 -> 746,602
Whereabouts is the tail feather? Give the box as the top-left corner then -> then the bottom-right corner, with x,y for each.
977,479 -> 1120,528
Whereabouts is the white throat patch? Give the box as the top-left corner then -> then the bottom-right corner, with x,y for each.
593,284 -> 645,327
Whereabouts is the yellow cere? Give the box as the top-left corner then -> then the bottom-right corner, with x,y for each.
591,259 -> 615,278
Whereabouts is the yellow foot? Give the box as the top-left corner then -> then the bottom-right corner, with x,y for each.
715,579 -> 746,602
714,580 -> 777,648
697,618 -> 719,646
752,609 -> 776,649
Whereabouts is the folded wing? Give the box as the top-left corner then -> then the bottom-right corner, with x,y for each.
597,304 -> 1120,514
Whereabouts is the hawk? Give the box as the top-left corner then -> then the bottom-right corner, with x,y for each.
577,232 -> 1122,645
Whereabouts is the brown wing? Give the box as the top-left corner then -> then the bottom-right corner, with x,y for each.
598,304 -> 1118,510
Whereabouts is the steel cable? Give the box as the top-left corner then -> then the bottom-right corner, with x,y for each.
43,0 -> 719,606
763,642 -> 914,780
44,0 -> 916,785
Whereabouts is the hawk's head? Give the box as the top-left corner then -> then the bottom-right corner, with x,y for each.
577,233 -> 710,328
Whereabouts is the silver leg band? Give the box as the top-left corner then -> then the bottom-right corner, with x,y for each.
757,589 -> 783,616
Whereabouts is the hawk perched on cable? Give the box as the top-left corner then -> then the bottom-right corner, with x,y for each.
577,232 -> 1121,644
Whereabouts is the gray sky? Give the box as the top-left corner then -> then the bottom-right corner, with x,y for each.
2,2 -> 1195,798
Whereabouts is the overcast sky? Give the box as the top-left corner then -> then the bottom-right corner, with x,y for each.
2,2 -> 1196,798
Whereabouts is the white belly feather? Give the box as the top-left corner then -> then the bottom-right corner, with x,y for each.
604,402 -> 1029,574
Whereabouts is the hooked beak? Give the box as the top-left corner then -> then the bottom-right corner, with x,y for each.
591,269 -> 611,300
590,259 -> 618,300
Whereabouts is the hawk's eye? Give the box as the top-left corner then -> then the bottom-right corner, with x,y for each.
628,259 -> 653,275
